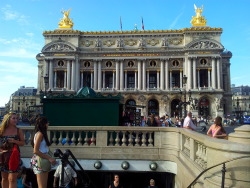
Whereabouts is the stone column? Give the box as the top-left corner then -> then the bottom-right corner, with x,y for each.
71,60 -> 76,90
165,59 -> 169,90
91,71 -> 93,88
160,59 -> 165,90
49,60 -> 53,90
147,70 -> 149,89
180,70 -> 183,88
98,61 -> 102,90
102,71 -> 105,88
187,57 -> 192,90
67,60 -> 71,90
54,71 -> 57,88
142,60 -> 146,90
135,71 -> 137,89
170,70 -> 172,90
208,69 -> 211,88
211,57 -> 216,89
112,71 -> 115,89
217,58 -> 221,89
94,61 -> 98,90
64,70 -> 67,88
116,60 -> 120,90
157,71 -> 160,89
124,70 -> 127,89
75,58 -> 80,91
193,58 -> 197,89
120,61 -> 124,90
138,60 -> 142,90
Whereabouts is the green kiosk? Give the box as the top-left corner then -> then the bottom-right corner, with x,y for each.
40,87 -> 122,126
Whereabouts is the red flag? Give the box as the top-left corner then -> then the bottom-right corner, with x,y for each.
141,17 -> 144,30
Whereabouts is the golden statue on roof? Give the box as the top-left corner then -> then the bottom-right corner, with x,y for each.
190,4 -> 207,27
58,9 -> 74,29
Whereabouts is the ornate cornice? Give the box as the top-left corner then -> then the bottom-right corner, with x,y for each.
43,27 -> 222,35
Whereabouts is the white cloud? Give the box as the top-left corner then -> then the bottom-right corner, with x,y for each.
1,4 -> 29,25
0,49 -> 36,58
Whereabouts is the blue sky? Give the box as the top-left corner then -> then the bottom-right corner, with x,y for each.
0,0 -> 249,107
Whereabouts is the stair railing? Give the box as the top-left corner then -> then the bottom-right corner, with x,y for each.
187,155 -> 250,188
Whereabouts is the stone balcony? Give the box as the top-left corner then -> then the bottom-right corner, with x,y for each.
19,126 -> 250,188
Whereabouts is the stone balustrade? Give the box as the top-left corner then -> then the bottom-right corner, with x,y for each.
19,126 -> 250,188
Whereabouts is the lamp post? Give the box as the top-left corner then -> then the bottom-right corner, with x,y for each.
43,74 -> 49,98
179,75 -> 192,118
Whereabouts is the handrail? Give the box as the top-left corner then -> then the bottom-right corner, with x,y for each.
187,155 -> 250,188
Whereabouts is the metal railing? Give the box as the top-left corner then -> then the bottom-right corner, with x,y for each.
187,155 -> 250,188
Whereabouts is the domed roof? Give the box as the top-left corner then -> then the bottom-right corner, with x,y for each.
221,49 -> 232,57
76,86 -> 96,97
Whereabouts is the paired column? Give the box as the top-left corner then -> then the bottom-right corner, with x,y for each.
49,60 -> 53,90
135,71 -> 137,89
64,70 -> 67,88
208,69 -> 211,88
217,58 -> 221,89
93,61 -> 98,90
112,71 -> 115,89
54,71 -> 57,88
115,60 -> 120,90
102,71 -> 105,88
142,60 -> 146,90
67,60 -> 71,90
75,58 -> 80,91
137,60 -> 142,90
193,58 -> 197,89
180,70 -> 183,88
120,61 -> 124,90
165,59 -> 169,90
71,60 -> 76,90
160,59 -> 165,90
211,57 -> 216,89
98,61 -> 102,90
124,71 -> 127,89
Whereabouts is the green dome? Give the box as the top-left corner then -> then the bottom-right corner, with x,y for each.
76,87 -> 96,97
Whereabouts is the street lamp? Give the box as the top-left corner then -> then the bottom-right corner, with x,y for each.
179,75 -> 191,118
43,74 -> 49,98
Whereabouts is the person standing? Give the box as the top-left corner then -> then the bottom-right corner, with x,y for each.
30,117 -> 56,188
207,116 -> 227,138
183,112 -> 196,130
0,112 -> 25,188
109,174 -> 123,188
53,161 -> 77,188
146,179 -> 158,188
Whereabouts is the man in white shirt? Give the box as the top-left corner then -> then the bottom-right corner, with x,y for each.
53,161 -> 77,188
183,112 -> 196,130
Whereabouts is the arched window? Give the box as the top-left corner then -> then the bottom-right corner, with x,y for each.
150,60 -> 156,67
148,99 -> 159,115
106,61 -> 112,67
84,61 -> 90,67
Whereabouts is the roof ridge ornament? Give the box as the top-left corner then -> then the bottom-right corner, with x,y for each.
58,8 -> 74,29
190,4 -> 207,27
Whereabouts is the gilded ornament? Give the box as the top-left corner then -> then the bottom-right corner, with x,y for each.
190,4 -> 207,27
58,9 -> 74,29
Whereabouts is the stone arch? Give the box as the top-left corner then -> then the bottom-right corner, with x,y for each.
42,39 -> 77,53
186,39 -> 224,51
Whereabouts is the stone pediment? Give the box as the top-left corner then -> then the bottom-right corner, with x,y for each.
186,39 -> 224,50
42,40 -> 77,53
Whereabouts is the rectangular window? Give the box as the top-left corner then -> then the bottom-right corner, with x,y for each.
127,73 -> 135,88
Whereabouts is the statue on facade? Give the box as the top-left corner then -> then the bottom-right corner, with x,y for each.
190,98 -> 198,110
95,38 -> 102,47
161,37 -> 168,47
214,97 -> 222,110
58,9 -> 74,29
116,38 -> 124,48
190,4 -> 207,26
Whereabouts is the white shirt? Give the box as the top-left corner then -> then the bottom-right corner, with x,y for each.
54,164 -> 77,186
183,116 -> 196,130
34,132 -> 49,153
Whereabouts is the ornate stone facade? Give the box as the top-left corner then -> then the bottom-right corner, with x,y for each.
36,11 -> 232,119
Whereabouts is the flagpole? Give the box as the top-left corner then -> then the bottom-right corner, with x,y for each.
120,16 -> 122,31
141,17 -> 144,31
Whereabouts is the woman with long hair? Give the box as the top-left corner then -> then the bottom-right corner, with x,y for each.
30,116 -> 56,188
207,116 -> 227,138
0,112 -> 25,188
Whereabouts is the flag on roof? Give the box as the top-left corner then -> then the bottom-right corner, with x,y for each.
120,16 -> 122,31
141,17 -> 144,30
